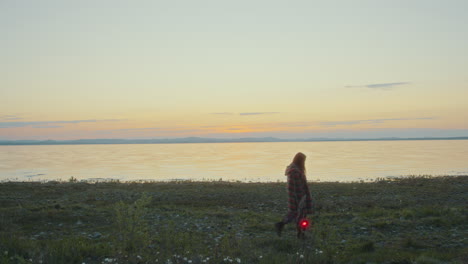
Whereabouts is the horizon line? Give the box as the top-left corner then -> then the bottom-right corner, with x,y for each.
1,136 -> 468,145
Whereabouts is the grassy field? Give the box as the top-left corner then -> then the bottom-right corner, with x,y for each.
0,176 -> 466,264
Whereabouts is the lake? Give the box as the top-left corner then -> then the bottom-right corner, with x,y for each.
1,140 -> 467,182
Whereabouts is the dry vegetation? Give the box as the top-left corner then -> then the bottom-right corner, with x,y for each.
0,176 -> 467,263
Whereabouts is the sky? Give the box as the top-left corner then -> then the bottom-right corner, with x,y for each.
1,0 -> 468,140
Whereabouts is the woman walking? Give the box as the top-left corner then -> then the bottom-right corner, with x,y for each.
275,152 -> 313,238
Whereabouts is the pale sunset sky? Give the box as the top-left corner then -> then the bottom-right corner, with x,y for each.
1,0 -> 468,140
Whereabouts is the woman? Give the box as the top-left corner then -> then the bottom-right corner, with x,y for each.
275,152 -> 313,238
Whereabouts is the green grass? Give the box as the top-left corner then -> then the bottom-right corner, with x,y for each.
0,176 -> 467,263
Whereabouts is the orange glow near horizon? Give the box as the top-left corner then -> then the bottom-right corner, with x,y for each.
2,114 -> 467,140
1,2 -> 468,140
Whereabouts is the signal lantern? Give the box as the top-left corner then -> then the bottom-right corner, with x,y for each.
298,218 -> 310,231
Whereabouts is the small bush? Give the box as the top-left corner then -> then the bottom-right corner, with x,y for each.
68,176 -> 78,183
360,241 -> 375,252
114,192 -> 151,253
414,255 -> 446,264
402,237 -> 426,249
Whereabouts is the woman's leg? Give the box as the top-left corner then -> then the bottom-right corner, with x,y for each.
275,211 -> 297,236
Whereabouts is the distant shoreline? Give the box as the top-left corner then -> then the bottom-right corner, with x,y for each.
1,136 -> 468,145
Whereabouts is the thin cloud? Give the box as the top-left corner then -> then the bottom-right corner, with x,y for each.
275,122 -> 315,128
33,125 -> 64,129
0,119 -> 122,128
210,112 -> 234,115
101,126 -> 207,134
239,112 -> 280,116
158,129 -> 204,134
112,127 -> 164,132
320,120 -> 362,126
199,121 -> 315,131
346,82 -> 411,90
320,117 -> 434,127
0,115 -> 23,121
210,112 -> 280,116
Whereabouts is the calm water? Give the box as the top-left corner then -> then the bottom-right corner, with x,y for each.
1,140 -> 467,182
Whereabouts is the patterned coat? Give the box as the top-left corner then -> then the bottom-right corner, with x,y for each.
285,164 -> 313,216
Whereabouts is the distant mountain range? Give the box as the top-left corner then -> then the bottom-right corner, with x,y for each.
1,136 -> 467,145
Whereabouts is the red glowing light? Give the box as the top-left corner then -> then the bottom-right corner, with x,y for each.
299,219 -> 310,230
